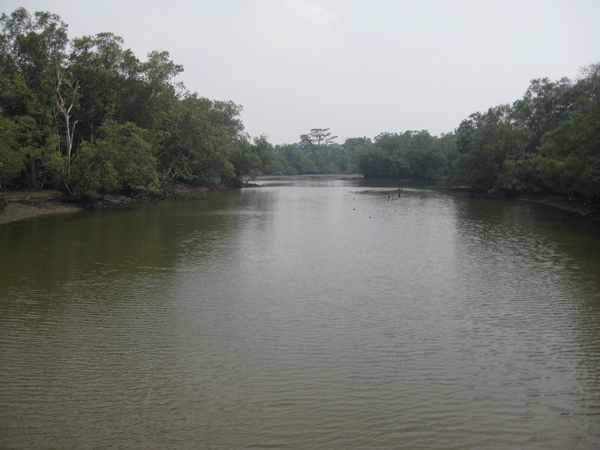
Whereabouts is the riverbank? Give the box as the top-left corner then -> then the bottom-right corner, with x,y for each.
0,191 -> 85,225
256,173 -> 364,179
517,193 -> 600,220
0,182 -> 239,226
2,182 -> 599,226
0,176 -> 355,225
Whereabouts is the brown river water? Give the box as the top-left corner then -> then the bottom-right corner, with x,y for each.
1,176 -> 599,448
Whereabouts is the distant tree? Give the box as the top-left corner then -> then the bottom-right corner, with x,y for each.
251,135 -> 276,174
299,128 -> 338,153
228,139 -> 263,179
344,137 -> 372,154
354,146 -> 391,178
273,144 -> 317,174
511,77 -> 577,152
295,128 -> 349,172
435,132 -> 458,179
451,105 -> 532,193
533,63 -> 600,199
535,112 -> 600,198
575,62 -> 600,115
352,131 -> 454,180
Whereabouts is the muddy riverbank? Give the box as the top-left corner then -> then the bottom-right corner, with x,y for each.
2,183 -> 599,226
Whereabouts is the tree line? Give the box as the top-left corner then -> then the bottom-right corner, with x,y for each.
268,61 -> 599,202
0,8 -> 273,201
343,66 -> 599,200
450,68 -> 600,199
1,7 -> 598,203
240,65 -> 600,203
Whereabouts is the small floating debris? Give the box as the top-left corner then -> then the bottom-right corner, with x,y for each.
351,188 -> 404,195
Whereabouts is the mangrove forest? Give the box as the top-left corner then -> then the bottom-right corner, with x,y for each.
1,7 -> 599,204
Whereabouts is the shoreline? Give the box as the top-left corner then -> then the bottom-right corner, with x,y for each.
0,191 -> 86,226
0,184 -> 213,226
256,173 -> 364,179
2,182 -> 599,226
516,193 -> 600,220
0,182 -> 231,226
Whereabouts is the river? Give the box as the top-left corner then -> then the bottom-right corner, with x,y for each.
1,176 -> 599,449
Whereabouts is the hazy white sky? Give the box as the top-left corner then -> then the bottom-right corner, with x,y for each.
3,0 -> 599,144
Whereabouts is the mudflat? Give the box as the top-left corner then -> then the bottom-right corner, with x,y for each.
0,191 -> 84,225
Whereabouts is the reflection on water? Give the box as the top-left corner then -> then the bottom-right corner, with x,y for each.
1,177 -> 600,448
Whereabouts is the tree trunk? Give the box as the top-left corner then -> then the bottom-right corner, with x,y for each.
56,73 -> 78,176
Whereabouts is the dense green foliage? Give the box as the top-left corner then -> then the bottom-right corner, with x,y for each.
352,131 -> 457,180
346,65 -> 599,200
1,7 -> 598,203
0,8 -> 269,200
262,128 -> 353,175
449,66 -> 600,199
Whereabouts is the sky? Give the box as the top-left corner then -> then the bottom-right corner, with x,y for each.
3,0 -> 599,145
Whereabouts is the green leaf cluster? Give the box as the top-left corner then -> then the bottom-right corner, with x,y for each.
263,128 -> 355,175
352,131 -> 457,180
0,7 -> 265,199
450,64 -> 600,199
69,121 -> 160,199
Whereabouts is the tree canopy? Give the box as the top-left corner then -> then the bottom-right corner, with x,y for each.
449,64 -> 600,198
1,7 -> 598,203
344,63 -> 600,200
0,7 -> 268,200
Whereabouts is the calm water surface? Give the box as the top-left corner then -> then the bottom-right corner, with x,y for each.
1,176 -> 600,448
